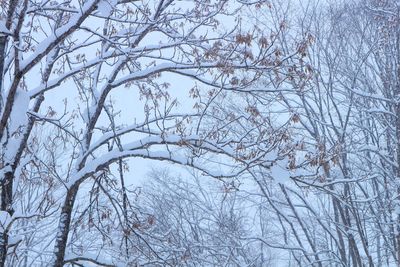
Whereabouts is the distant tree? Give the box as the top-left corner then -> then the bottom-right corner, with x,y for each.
128,169 -> 273,266
248,0 -> 400,266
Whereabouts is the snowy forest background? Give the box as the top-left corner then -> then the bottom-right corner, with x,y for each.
0,0 -> 399,266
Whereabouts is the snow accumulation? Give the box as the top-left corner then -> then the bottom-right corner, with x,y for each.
271,158 -> 290,184
82,105 -> 96,124
97,0 -> 117,17
19,0 -> 98,71
9,90 -> 29,135
2,90 -> 30,164
0,20 -> 10,36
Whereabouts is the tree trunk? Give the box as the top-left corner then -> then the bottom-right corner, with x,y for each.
52,185 -> 79,267
0,171 -> 14,267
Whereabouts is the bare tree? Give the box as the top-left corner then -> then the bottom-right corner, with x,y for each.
131,169 -> 271,266
0,0 -> 297,266
243,0 -> 400,266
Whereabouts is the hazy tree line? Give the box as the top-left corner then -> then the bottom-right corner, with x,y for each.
0,0 -> 399,266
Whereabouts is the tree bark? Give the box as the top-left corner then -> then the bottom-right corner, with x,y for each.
52,185 -> 79,267
0,171 -> 14,267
